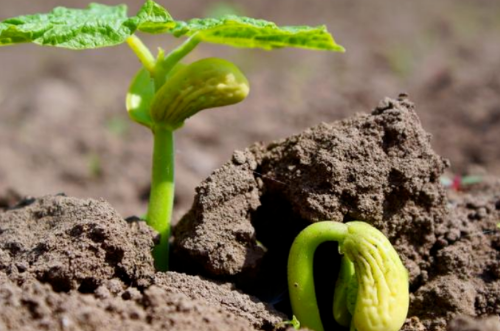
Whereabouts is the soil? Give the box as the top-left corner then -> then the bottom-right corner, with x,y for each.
1,97 -> 498,330
174,97 -> 500,330
1,0 -> 500,330
0,195 -> 285,331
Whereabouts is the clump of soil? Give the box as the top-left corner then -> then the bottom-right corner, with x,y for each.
0,189 -> 22,211
174,96 -> 500,330
0,273 -> 258,331
0,195 -> 156,291
154,272 -> 285,330
0,195 -> 285,331
174,96 -> 448,285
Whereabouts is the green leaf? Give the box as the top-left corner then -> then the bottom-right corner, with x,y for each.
0,1 -> 344,52
126,67 -> 155,128
171,16 -> 344,52
0,0 -> 174,49
136,0 -> 176,34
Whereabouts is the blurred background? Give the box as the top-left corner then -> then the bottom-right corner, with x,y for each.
0,0 -> 499,219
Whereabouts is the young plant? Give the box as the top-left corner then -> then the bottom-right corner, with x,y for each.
288,221 -> 409,331
0,1 -> 344,271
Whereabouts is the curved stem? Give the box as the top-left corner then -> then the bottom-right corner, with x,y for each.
126,35 -> 156,74
147,126 -> 175,271
287,221 -> 348,331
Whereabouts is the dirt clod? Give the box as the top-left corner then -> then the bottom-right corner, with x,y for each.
0,272 -> 261,331
174,97 -> 500,330
0,195 -> 156,290
0,195 -> 285,331
174,97 -> 448,284
154,271 -> 286,330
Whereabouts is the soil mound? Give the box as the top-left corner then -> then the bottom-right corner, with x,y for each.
154,272 -> 286,330
174,96 -> 448,284
174,96 -> 500,330
0,273 -> 258,331
0,195 -> 156,291
0,195 -> 285,331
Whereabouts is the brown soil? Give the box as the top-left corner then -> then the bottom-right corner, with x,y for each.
0,195 -> 156,291
174,97 -> 500,330
174,97 -> 447,286
0,195 -> 285,331
1,97 -> 498,331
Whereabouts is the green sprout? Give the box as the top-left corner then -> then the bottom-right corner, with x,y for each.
288,221 -> 409,331
0,1 -> 344,271
275,315 -> 301,330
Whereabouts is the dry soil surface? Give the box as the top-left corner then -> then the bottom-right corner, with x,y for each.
1,97 -> 497,330
0,196 -> 285,331
174,97 -> 500,330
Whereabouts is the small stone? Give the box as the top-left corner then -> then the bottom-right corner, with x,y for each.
94,286 -> 110,299
373,97 -> 394,113
248,160 -> 258,170
15,261 -> 28,273
105,279 -> 125,295
232,151 -> 246,165
398,92 -> 409,101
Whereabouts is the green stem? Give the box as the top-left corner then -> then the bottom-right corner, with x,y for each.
126,35 -> 156,74
140,35 -> 200,271
287,221 -> 348,331
154,34 -> 201,88
147,126 -> 175,271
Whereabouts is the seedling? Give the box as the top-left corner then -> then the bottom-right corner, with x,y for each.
288,221 -> 409,331
0,1 -> 344,270
275,315 -> 301,330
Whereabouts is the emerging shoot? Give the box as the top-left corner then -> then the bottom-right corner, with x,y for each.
288,221 -> 409,331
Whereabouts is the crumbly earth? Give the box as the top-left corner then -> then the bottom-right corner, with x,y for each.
1,99 -> 499,330
0,195 -> 285,331
0,272 -> 258,331
410,179 -> 500,329
0,195 -> 156,291
154,272 -> 285,330
174,97 -> 500,330
174,96 -> 448,284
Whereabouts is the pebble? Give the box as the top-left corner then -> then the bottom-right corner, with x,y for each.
232,150 -> 246,165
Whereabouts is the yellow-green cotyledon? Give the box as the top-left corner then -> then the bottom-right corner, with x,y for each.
287,221 -> 409,331
150,57 -> 249,131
